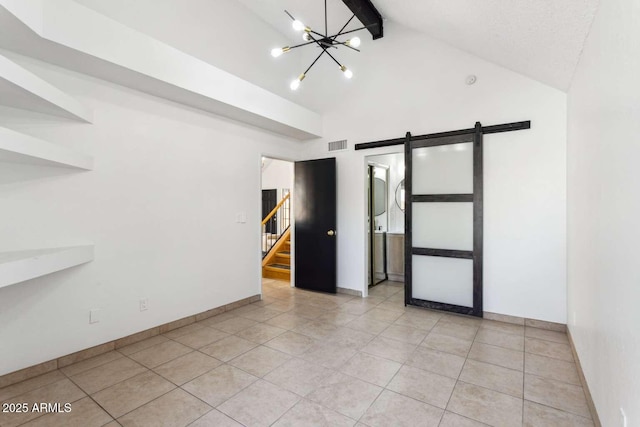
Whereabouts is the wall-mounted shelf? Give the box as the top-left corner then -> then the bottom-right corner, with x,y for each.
0,245 -> 94,290
0,1 -> 320,139
0,126 -> 93,169
0,53 -> 93,122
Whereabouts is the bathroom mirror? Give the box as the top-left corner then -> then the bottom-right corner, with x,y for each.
395,179 -> 405,211
374,177 -> 386,216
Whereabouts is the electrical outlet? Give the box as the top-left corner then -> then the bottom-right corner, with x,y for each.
620,407 -> 627,427
90,309 -> 101,324
139,298 -> 149,311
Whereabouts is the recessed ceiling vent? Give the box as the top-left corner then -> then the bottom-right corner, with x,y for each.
328,140 -> 348,152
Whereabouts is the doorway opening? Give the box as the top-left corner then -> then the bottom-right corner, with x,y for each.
366,152 -> 405,293
261,157 -> 294,289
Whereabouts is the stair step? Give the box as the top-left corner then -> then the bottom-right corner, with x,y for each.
266,263 -> 290,270
262,267 -> 290,281
276,251 -> 290,257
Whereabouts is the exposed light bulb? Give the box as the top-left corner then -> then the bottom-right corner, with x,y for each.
348,37 -> 361,48
302,33 -> 311,41
341,65 -> 353,79
271,47 -> 290,58
290,73 -> 306,91
292,20 -> 305,31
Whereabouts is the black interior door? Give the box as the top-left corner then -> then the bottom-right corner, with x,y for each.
294,158 -> 337,294
262,189 -> 277,234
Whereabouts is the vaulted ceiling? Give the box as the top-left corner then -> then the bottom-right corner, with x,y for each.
239,0 -> 599,91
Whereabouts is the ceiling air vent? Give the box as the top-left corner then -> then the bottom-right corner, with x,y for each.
328,139 -> 347,152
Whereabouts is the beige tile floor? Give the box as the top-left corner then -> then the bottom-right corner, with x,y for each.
0,279 -> 594,427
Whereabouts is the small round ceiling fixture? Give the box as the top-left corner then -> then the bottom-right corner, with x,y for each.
466,75 -> 477,85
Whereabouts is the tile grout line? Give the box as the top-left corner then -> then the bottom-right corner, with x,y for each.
64,340 -> 196,423
522,398 -> 594,422
264,395 -> 303,427
111,387 -> 179,423
354,380 -> 385,425
441,318 -> 482,421
177,362 -> 256,425
55,373 -> 116,426
524,370 -> 584,387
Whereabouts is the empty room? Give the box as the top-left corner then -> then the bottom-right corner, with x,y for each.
0,0 -> 638,426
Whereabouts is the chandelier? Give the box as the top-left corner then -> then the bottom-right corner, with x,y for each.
270,0 -> 379,90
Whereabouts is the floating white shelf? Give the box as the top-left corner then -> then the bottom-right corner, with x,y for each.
0,245 -> 94,290
0,126 -> 93,169
0,0 -> 320,139
0,53 -> 93,122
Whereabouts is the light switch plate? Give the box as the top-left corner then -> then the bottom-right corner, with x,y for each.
90,309 -> 101,324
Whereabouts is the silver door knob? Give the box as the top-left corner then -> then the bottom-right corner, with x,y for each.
327,230 -> 336,236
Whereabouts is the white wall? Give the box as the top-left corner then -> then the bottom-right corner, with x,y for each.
0,53 -> 301,375
303,23 -> 567,323
567,0 -> 640,424
262,158 -> 294,203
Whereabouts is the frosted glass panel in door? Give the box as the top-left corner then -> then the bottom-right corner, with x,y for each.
412,203 -> 473,250
412,255 -> 473,307
412,143 -> 473,194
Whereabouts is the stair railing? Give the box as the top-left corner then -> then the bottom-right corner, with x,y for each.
262,192 -> 290,257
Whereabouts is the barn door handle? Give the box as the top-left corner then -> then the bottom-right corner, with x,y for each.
327,230 -> 336,236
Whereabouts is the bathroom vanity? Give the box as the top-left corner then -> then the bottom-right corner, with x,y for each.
386,233 -> 405,282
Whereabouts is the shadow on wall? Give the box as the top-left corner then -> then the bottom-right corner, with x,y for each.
0,163 -> 83,185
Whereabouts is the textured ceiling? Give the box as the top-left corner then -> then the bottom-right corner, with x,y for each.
239,0 -> 599,91
235,0 -> 361,40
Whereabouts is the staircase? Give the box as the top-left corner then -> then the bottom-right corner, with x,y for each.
261,192 -> 291,281
262,233 -> 291,281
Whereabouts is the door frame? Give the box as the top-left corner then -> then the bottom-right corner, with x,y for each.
363,151 -> 404,297
259,154 -> 296,293
367,161 -> 390,287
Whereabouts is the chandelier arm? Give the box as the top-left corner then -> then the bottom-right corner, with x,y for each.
284,9 -> 325,39
330,23 -> 379,39
288,40 -> 319,50
331,14 -> 356,41
304,50 -> 327,75
309,29 -> 327,39
333,41 -> 360,52
307,33 -> 332,51
322,47 -> 343,68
